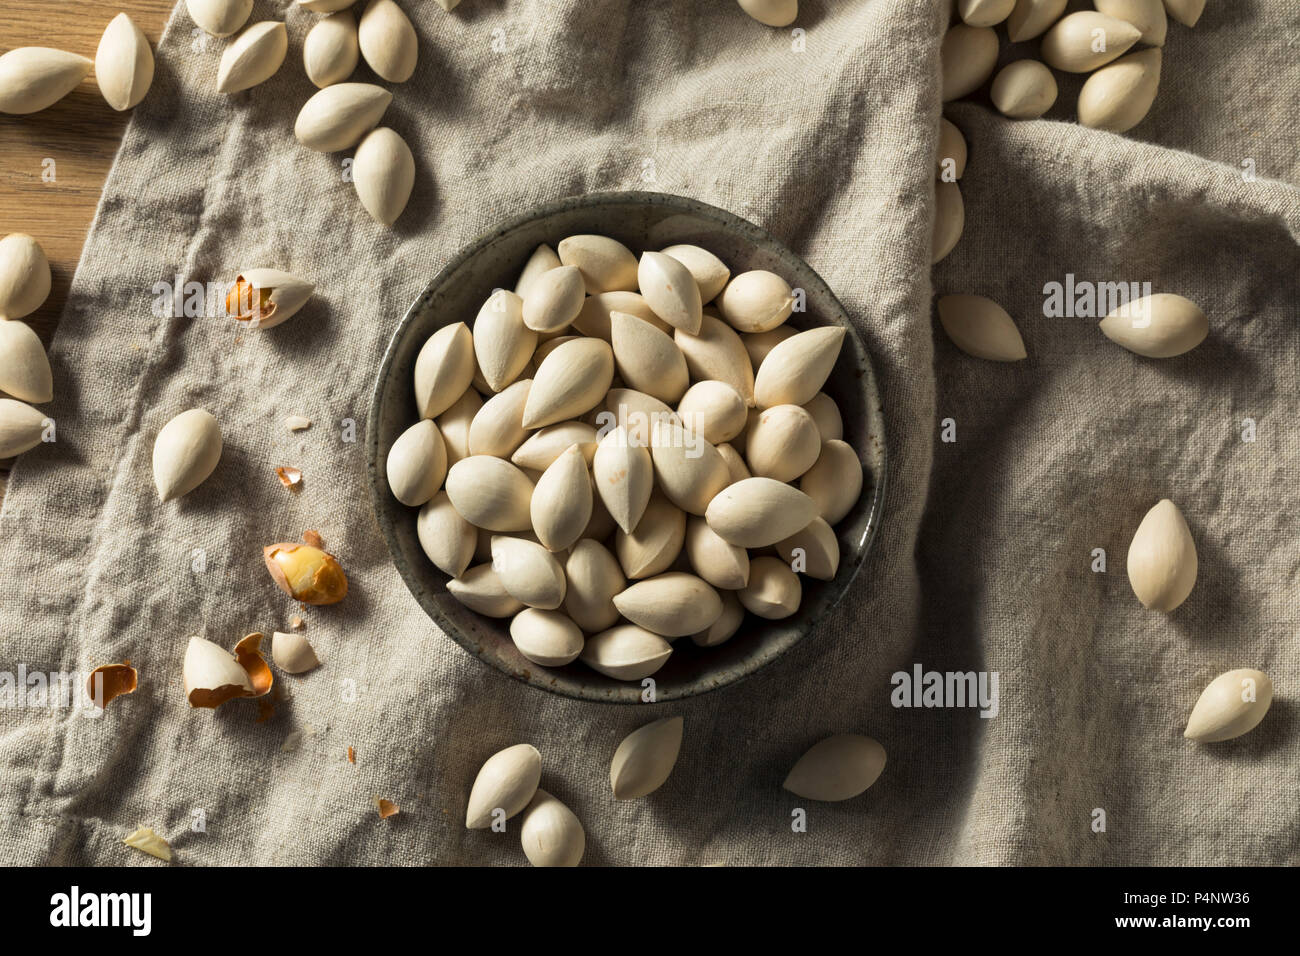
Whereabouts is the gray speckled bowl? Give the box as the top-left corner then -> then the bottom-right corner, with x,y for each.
368,191 -> 885,703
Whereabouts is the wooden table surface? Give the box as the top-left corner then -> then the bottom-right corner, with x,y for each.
0,1 -> 176,489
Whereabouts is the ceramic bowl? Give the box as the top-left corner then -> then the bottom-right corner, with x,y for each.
367,191 -> 885,702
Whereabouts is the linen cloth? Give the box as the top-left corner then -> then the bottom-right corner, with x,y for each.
2,0 -> 1299,866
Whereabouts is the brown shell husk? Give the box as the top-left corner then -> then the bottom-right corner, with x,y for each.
85,662 -> 138,709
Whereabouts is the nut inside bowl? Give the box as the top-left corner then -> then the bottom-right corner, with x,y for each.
367,191 -> 885,703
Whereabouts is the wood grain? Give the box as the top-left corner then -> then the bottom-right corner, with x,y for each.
0,1 -> 175,488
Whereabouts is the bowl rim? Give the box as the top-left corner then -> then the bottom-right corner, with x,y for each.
367,189 -> 888,703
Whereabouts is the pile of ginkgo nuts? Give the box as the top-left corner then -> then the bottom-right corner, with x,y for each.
385,236 -> 865,682
932,1 -> 1275,748
942,0 -> 1203,127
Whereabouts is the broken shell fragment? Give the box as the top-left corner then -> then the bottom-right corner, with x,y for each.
937,294 -> 1027,361
187,0 -> 253,37
216,21 -> 288,94
0,47 -> 93,114
465,743 -> 542,829
1184,669 -> 1273,743
358,0 -> 418,84
304,10 -> 359,88
152,409 -> 222,501
581,624 -> 673,680
0,233 -> 51,319
783,734 -> 887,802
386,418 -> 447,507
272,630 -> 321,673
232,632 -> 274,697
85,663 -> 138,709
294,81 -> 392,152
353,126 -> 415,227
0,398 -> 48,458
95,13 -> 154,111
1126,498 -> 1197,612
520,789 -> 585,867
611,716 -> 684,800
122,827 -> 172,862
225,269 -> 315,330
182,636 -> 254,708
264,542 -> 349,605
0,320 -> 53,403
